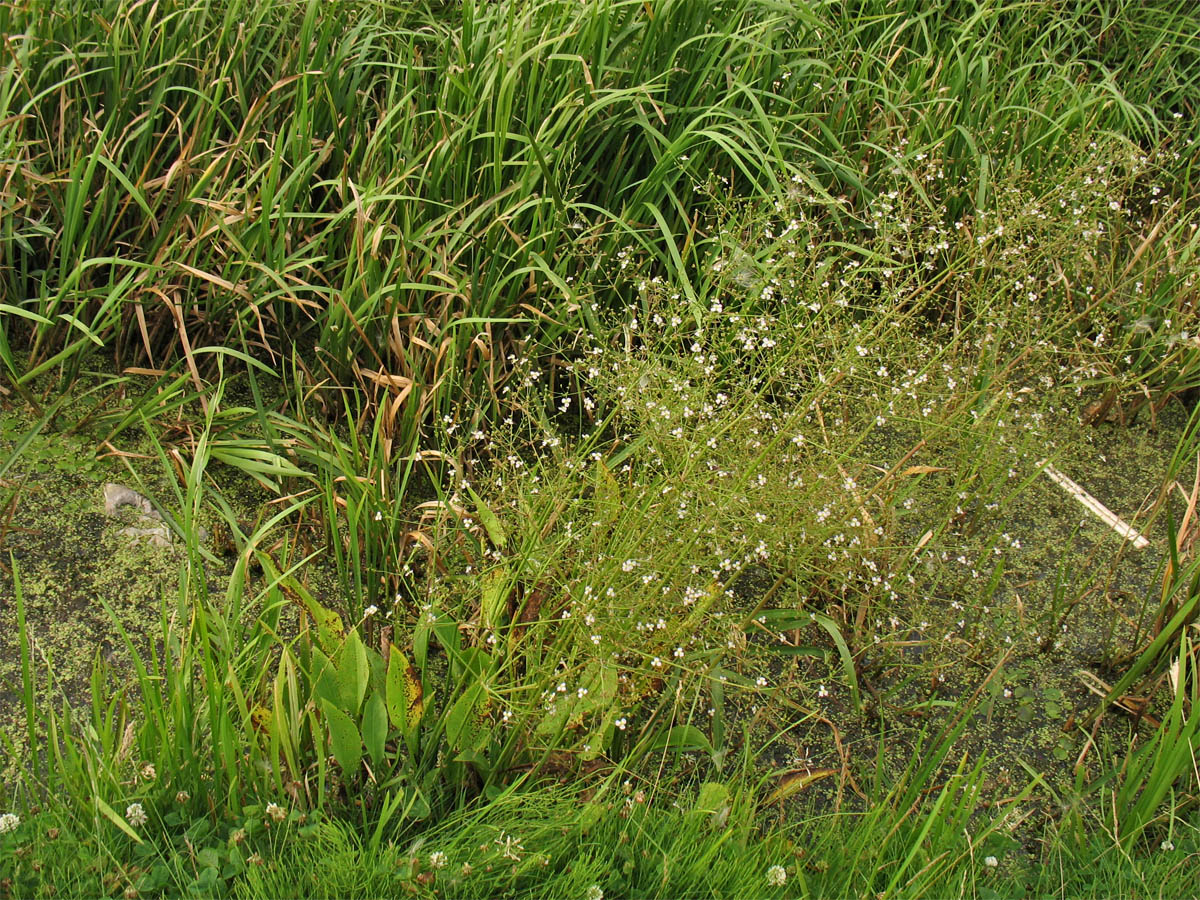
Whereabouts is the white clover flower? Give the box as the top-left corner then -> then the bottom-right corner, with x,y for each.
364,605 -> 379,617
0,813 -> 19,835
265,802 -> 286,822
429,850 -> 448,869
767,864 -> 787,887
585,885 -> 604,900
126,802 -> 148,827
984,855 -> 998,867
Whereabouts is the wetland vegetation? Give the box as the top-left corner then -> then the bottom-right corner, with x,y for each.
3,0 -> 1200,896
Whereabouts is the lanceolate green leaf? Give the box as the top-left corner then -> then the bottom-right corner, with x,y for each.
385,647 -> 425,754
480,566 -> 509,632
814,613 -> 861,711
362,693 -> 388,769
466,485 -> 507,550
321,700 -> 362,780
445,681 -> 489,755
337,629 -> 369,715
96,796 -> 144,844
648,725 -> 714,756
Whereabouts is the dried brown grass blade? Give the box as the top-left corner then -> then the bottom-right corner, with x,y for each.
767,768 -> 839,804
147,286 -> 207,414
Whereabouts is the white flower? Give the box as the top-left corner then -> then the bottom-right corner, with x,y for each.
585,886 -> 604,900
767,864 -> 787,887
0,813 -> 19,835
984,855 -> 998,868
265,802 -> 286,822
429,850 -> 447,869
126,802 -> 148,827
364,605 -> 379,617
374,511 -> 383,521
1161,840 -> 1175,852
494,831 -> 524,861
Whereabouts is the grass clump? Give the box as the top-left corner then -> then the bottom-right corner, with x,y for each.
3,0 -> 1200,896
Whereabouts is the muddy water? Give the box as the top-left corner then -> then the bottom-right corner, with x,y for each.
0,402 -> 329,785
757,400 -> 1196,837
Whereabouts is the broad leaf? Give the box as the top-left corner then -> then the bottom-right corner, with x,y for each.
337,628 -> 369,714
648,724 -> 713,755
310,647 -> 340,710
445,681 -> 489,754
362,693 -> 388,768
322,700 -> 362,779
386,649 -> 424,731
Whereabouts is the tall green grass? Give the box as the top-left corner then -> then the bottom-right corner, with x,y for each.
4,1 -> 1198,435
5,0 -> 1200,895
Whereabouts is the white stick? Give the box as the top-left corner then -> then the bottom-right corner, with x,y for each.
1037,460 -> 1150,549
